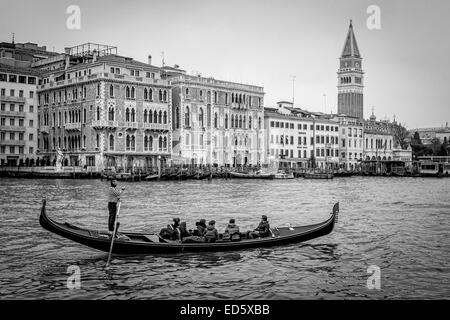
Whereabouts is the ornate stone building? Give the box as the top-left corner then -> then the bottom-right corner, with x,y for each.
36,44 -> 172,170
169,73 -> 265,167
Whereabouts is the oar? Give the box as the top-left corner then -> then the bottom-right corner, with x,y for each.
106,200 -> 121,268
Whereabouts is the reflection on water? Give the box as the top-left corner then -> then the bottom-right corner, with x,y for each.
0,177 -> 449,299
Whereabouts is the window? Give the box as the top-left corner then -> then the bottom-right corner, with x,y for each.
185,106 -> 190,126
29,91 -> 34,98
109,85 -> 114,97
9,75 -> 17,83
29,133 -> 34,141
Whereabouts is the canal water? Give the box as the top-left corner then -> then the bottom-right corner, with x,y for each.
0,177 -> 448,299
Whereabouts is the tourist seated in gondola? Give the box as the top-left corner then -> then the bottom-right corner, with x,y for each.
203,220 -> 219,243
192,219 -> 207,237
247,215 -> 271,239
177,222 -> 192,241
159,217 -> 181,240
222,219 -> 241,241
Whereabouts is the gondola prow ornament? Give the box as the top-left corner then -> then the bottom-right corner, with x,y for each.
332,202 -> 339,224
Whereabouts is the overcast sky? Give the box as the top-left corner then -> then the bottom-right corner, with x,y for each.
1,0 -> 449,128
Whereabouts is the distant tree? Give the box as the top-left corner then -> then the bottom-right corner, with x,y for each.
411,131 -> 422,145
430,138 -> 442,155
391,124 -> 410,149
438,144 -> 448,156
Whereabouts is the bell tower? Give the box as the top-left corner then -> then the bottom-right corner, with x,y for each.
337,20 -> 364,119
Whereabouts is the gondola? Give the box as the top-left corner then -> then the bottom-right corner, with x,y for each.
39,200 -> 339,254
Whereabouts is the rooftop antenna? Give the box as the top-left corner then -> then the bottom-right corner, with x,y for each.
291,75 -> 296,106
12,32 -> 15,44
323,94 -> 327,114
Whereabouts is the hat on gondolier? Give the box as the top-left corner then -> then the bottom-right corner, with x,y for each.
261,215 -> 268,220
208,220 -> 216,225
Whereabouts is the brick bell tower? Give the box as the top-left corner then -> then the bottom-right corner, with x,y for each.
337,20 -> 364,119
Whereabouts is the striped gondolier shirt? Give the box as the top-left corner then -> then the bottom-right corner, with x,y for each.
108,187 -> 123,203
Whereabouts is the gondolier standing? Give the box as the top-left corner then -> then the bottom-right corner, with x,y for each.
108,179 -> 125,234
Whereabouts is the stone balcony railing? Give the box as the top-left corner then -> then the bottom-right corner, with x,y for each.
124,122 -> 138,129
142,123 -> 170,131
0,140 -> 26,146
1,125 -> 26,132
65,123 -> 82,131
0,110 -> 26,118
91,120 -> 119,129
0,95 -> 26,103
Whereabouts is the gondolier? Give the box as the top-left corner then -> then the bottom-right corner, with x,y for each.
108,179 -> 125,234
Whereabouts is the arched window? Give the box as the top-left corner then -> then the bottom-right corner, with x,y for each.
109,135 -> 114,151
163,111 -> 167,124
158,110 -> 162,123
239,115 -> 242,128
144,136 -> 148,151
96,107 -> 100,121
144,88 -> 148,100
126,86 -> 130,98
96,134 -> 99,148
126,135 -> 130,151
109,85 -> 114,97
158,136 -> 163,150
144,109 -> 148,123
199,108 -> 204,127
163,136 -> 167,149
125,108 -> 130,122
153,110 -> 158,123
148,110 -> 153,123
214,113 -> 218,128
175,107 -> 180,128
131,108 -> 136,122
97,83 -> 100,96
163,90 -> 167,102
149,136 -> 153,150
225,114 -> 228,129
131,87 -> 135,99
185,107 -> 190,127
231,93 -> 234,103
243,116 -> 246,129
258,117 -> 262,129
159,90 -> 163,101
149,88 -> 153,101
131,135 -> 136,151
83,109 -> 86,123
108,108 -> 114,121
249,116 -> 252,129
231,115 -> 234,128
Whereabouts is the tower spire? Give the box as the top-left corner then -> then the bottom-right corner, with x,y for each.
341,19 -> 360,58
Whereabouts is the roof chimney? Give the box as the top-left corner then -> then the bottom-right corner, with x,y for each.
148,54 -> 152,65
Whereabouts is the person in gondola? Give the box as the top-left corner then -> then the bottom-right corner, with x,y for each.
159,217 -> 181,240
247,215 -> 271,239
222,219 -> 241,241
108,179 -> 125,235
203,220 -> 219,243
177,222 -> 192,241
193,219 -> 207,236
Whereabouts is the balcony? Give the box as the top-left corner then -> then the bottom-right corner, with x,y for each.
91,120 -> 118,129
65,123 -> 82,131
0,140 -> 26,146
0,96 -> 26,103
142,123 -> 170,131
0,110 -> 26,118
124,122 -> 138,129
40,125 -> 50,134
1,125 -> 26,132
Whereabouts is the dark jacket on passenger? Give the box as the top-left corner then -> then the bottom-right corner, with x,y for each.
203,225 -> 219,242
194,222 -> 207,236
255,220 -> 271,237
177,225 -> 192,240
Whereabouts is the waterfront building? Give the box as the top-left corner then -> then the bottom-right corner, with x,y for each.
333,114 -> 364,170
409,125 -> 450,145
0,42 -> 57,166
0,64 -> 41,166
35,43 -> 172,170
169,72 -> 265,167
337,20 -> 364,119
264,102 -> 340,170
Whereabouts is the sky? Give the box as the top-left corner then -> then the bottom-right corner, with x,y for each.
1,0 -> 449,129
